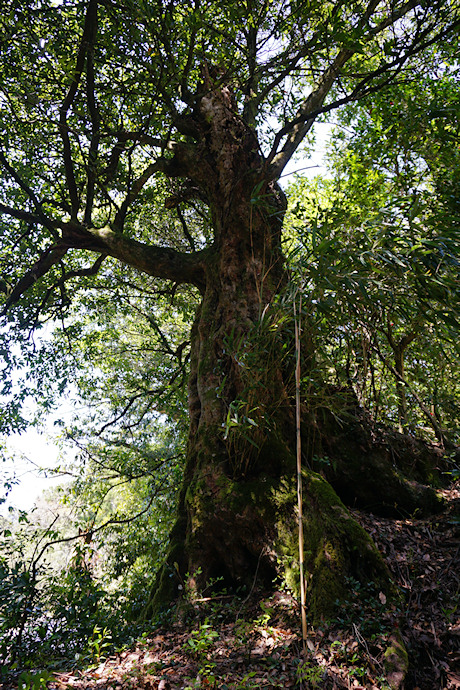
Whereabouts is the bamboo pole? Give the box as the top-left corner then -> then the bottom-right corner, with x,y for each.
294,295 -> 308,651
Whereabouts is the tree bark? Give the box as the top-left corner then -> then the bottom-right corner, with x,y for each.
142,83 -> 442,622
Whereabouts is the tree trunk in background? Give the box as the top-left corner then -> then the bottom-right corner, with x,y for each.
394,344 -> 409,433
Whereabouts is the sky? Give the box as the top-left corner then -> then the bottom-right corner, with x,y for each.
1,426 -> 74,516
281,121 -> 331,182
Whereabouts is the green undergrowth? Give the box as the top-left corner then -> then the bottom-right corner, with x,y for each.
1,575 -> 406,689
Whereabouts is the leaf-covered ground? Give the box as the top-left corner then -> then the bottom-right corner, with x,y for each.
11,483 -> 460,690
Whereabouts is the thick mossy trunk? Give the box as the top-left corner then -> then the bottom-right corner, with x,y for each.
145,301 -> 443,621
144,81 -> 442,624
146,434 -> 395,622
145,216 -> 443,625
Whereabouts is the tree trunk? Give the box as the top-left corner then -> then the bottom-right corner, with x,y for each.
148,266 -> 396,620
395,346 -> 408,433
144,82 -> 442,622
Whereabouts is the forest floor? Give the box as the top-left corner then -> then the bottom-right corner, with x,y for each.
14,482 -> 460,690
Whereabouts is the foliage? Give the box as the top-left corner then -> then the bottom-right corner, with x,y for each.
285,66 -> 460,443
185,619 -> 219,659
18,670 -> 55,690
83,625 -> 112,665
296,660 -> 324,688
0,512 -> 54,668
0,502 -> 149,671
0,0 -> 457,354
0,0 -> 459,673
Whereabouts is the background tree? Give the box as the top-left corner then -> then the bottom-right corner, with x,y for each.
285,62 -> 459,443
1,0 -> 459,622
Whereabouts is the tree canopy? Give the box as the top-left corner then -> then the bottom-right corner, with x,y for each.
1,0 -> 459,316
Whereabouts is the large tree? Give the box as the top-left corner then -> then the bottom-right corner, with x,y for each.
1,0 -> 458,620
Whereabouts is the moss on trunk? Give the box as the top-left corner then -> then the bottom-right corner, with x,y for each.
384,631 -> 409,689
145,437 -> 398,623
308,400 -> 444,517
274,469 -> 394,622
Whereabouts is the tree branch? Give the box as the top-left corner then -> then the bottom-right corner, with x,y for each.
100,131 -> 180,191
84,14 -> 101,225
2,215 -> 206,314
58,222 -> 207,291
96,390 -> 156,436
113,160 -> 162,231
0,152 -> 58,237
2,245 -> 68,314
176,206 -> 196,251
59,254 -> 106,283
266,0 -> 452,178
267,46 -> 353,176
372,339 -> 451,447
179,0 -> 200,102
0,202 -> 44,226
31,487 -> 162,573
59,0 -> 98,220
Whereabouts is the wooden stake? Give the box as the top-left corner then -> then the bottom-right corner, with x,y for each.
294,295 -> 308,651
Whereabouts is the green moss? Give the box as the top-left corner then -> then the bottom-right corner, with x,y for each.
384,631 -> 409,689
274,470 -> 394,623
312,411 -> 445,517
147,435 -> 397,625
